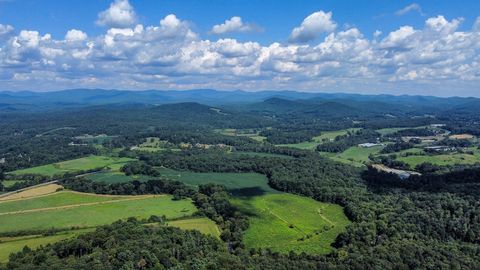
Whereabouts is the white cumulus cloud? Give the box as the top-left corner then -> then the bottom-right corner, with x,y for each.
96,0 -> 137,28
210,16 -> 258,34
289,11 -> 337,43
65,29 -> 88,42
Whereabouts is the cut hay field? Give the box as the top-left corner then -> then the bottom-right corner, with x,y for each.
0,191 -> 196,234
277,128 -> 361,150
0,183 -> 63,201
157,168 -> 278,196
233,193 -> 350,254
9,156 -> 134,177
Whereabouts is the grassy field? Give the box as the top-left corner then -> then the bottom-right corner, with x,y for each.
0,180 -> 22,188
215,128 -> 267,142
157,168 -> 277,196
133,137 -> 180,152
319,145 -> 385,167
376,126 -> 429,136
9,156 -> 134,177
0,228 -> 94,263
86,171 -> 153,184
277,128 -> 361,150
398,153 -> 480,167
74,134 -> 117,144
0,192 -> 196,233
168,217 -> 220,238
233,193 -> 350,254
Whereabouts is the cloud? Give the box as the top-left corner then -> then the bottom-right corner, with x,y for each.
96,0 -> 137,28
210,16 -> 259,34
289,11 -> 337,43
65,29 -> 88,42
0,9 -> 479,96
395,3 -> 425,16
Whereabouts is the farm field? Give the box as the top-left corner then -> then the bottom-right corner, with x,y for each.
0,191 -> 196,233
319,145 -> 385,167
168,217 -> 220,238
157,168 -> 278,196
86,171 -> 153,184
0,228 -> 94,263
0,183 -> 63,201
398,153 -> 480,167
215,128 -> 267,142
9,156 -> 134,177
233,193 -> 350,254
277,128 -> 361,150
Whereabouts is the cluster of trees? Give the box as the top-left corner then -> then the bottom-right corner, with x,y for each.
316,129 -> 380,153
391,128 -> 437,137
380,142 -> 414,154
121,161 -> 160,177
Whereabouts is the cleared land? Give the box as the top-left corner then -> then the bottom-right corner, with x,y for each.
157,168 -> 278,196
215,128 -> 267,142
133,137 -> 180,152
0,228 -> 94,263
9,156 -> 134,177
168,217 -> 220,238
0,180 -> 22,188
0,191 -> 196,233
320,145 -> 385,167
398,153 -> 480,167
86,171 -> 153,184
277,128 -> 361,150
233,193 -> 350,254
0,183 -> 63,201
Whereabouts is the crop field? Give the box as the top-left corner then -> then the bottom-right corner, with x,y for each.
0,191 -> 196,233
277,128 -> 361,150
398,153 -> 480,167
0,228 -> 94,263
233,193 -> 350,254
9,156 -> 134,177
168,217 -> 220,238
157,168 -> 278,196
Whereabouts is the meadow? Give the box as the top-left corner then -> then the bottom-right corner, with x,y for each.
0,228 -> 94,263
277,128 -> 361,150
0,191 -> 196,233
133,137 -> 181,152
157,167 -> 278,196
398,153 -> 480,167
214,128 -> 267,142
86,171 -> 153,184
320,145 -> 385,167
233,193 -> 350,254
168,217 -> 220,238
9,156 -> 134,177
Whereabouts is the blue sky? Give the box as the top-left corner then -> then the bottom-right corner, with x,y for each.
0,0 -> 479,96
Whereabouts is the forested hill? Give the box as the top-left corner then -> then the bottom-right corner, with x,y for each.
0,89 -> 479,114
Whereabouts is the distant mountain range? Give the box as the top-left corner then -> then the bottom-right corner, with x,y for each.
0,89 -> 478,114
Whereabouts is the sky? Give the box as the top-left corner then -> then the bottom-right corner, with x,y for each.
0,0 -> 479,96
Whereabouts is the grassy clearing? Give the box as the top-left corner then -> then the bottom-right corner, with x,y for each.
375,126 -> 429,136
0,193 -> 196,233
215,128 -> 267,142
157,168 -> 277,196
233,193 -> 350,254
1,180 -> 23,188
0,191 -> 129,213
74,134 -> 117,144
86,171 -> 153,184
319,145 -> 385,167
168,217 -> 220,238
133,137 -> 180,152
9,156 -> 134,177
0,184 -> 63,201
398,153 -> 480,167
0,228 -> 94,263
277,128 -> 361,150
